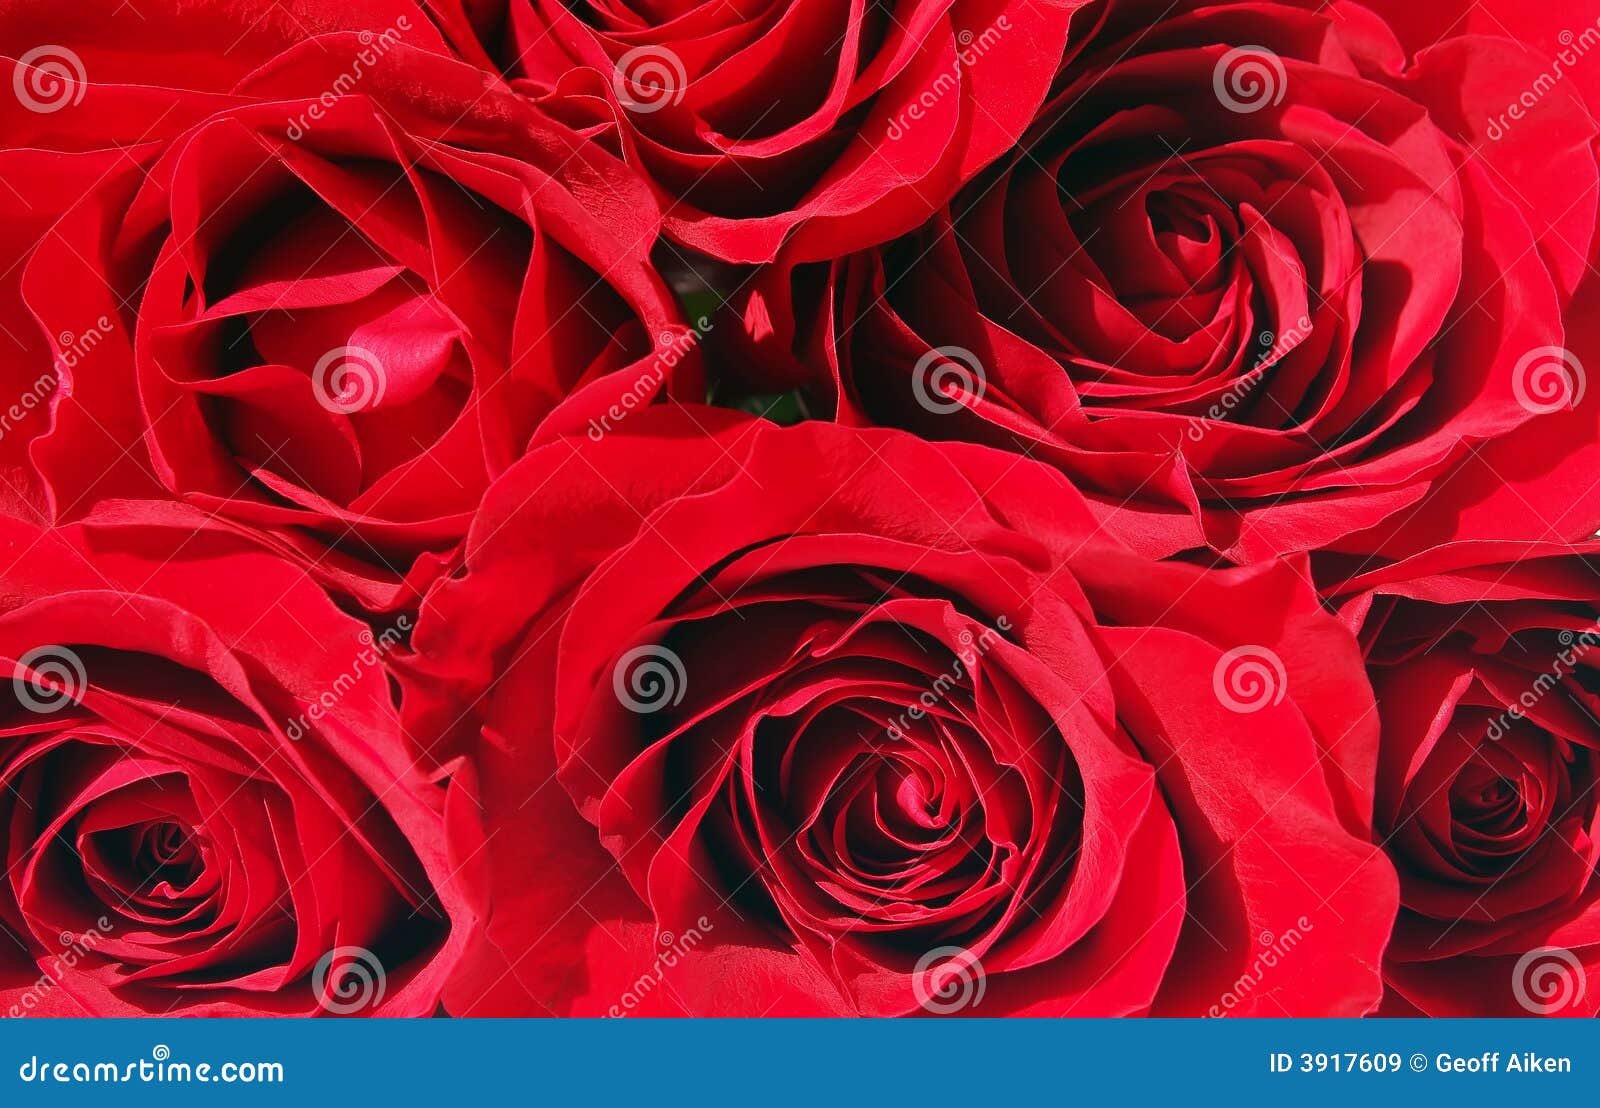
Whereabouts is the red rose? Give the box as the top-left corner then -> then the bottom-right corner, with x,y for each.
0,1 -> 697,609
1336,541 -> 1600,1017
422,0 -> 1088,262
724,0 -> 1600,560
404,407 -> 1395,1016
0,507 -> 473,1016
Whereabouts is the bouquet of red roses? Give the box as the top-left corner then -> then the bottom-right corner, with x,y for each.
2,0 -> 1598,1018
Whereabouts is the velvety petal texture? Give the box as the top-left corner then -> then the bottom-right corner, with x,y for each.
1335,542 -> 1600,1017
423,0 -> 1090,262
0,3 -> 698,610
722,0 -> 1600,562
404,406 -> 1395,1016
2,0 -> 1589,1022
0,509 -> 473,1016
